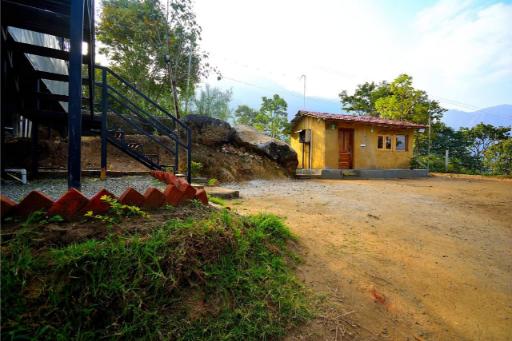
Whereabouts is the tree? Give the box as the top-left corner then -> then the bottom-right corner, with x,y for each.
460,123 -> 510,172
339,81 -> 390,116
191,85 -> 232,121
375,74 -> 444,124
234,105 -> 258,126
339,74 -> 444,125
413,122 -> 474,172
484,138 -> 512,175
258,94 -> 289,140
97,0 -> 216,113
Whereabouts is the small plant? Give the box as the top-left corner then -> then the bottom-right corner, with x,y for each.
191,161 -> 203,177
207,178 -> 219,186
48,215 -> 65,223
84,195 -> 147,225
21,211 -> 64,227
191,199 -> 203,208
22,210 -> 47,226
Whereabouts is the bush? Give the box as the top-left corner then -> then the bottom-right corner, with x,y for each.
191,161 -> 203,177
1,210 -> 310,339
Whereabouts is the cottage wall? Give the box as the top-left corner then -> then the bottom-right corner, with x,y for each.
290,116 -> 326,169
292,117 -> 417,170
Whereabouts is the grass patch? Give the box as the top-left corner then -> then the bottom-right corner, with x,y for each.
209,195 -> 227,207
1,208 -> 311,339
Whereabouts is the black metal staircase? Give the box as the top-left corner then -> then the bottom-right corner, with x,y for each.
95,65 -> 191,180
1,0 -> 192,184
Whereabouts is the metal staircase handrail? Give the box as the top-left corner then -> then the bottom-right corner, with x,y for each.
95,65 -> 189,132
103,84 -> 186,148
106,135 -> 160,169
107,104 -> 178,157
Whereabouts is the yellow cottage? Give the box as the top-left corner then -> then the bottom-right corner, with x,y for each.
290,111 -> 428,178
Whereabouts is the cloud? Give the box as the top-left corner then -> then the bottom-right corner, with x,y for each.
410,0 -> 512,107
195,0 -> 512,110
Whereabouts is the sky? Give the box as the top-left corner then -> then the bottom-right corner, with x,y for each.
192,0 -> 512,114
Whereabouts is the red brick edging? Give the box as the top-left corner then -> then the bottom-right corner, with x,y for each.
0,171 -> 208,221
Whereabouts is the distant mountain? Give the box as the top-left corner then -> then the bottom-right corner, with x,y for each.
219,78 -> 343,121
443,105 -> 512,129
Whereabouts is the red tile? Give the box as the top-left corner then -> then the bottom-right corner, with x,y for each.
1,195 -> 17,219
164,172 -> 180,186
195,189 -> 208,205
118,188 -> 145,207
15,191 -> 54,217
81,189 -> 116,215
48,188 -> 89,221
179,182 -> 197,202
143,187 -> 166,209
156,171 -> 165,181
164,184 -> 184,206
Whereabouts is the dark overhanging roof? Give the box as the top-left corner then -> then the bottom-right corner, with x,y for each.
291,110 -> 427,129
1,0 -> 93,40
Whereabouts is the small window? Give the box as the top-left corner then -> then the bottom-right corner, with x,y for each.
385,136 -> 392,150
378,135 -> 392,150
396,135 -> 407,151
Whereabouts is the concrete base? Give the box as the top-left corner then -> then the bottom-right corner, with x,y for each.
206,186 -> 240,199
296,168 -> 428,179
356,169 -> 428,179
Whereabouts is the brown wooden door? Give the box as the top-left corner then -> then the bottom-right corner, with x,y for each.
338,129 -> 354,169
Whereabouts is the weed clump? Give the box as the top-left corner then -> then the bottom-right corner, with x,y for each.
1,208 -> 310,339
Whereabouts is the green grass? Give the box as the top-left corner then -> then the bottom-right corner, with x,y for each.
1,209 -> 311,340
209,195 -> 227,207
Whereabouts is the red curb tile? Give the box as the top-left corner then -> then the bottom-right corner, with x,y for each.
1,195 -> 17,219
164,172 -> 180,186
164,184 -> 184,206
119,188 -> 145,207
178,182 -> 197,202
15,191 -> 54,217
195,189 -> 208,205
48,188 -> 89,221
82,189 -> 116,215
156,171 -> 165,181
143,187 -> 166,209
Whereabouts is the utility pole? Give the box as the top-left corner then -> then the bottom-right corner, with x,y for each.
165,0 -> 180,119
427,110 -> 431,173
184,46 -> 193,115
445,149 -> 449,172
300,74 -> 306,109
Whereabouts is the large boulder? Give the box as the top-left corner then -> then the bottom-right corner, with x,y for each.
234,125 -> 298,175
182,115 -> 236,145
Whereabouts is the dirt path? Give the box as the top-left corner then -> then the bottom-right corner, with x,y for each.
228,176 -> 512,340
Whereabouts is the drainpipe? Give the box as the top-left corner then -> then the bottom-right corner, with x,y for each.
309,131 -> 313,170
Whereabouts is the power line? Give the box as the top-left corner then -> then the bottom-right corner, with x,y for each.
206,57 -> 482,112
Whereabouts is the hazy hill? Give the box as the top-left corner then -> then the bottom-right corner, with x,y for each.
442,104 -> 512,129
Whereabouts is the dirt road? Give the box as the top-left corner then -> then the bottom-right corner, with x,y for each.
229,175 -> 512,340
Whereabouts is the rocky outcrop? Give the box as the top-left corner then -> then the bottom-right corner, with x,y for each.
182,115 -> 236,146
182,117 -> 298,176
233,125 -> 298,175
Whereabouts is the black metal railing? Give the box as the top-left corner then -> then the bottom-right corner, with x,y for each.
94,65 -> 192,183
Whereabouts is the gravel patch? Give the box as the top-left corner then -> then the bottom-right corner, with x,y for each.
223,179 -> 341,198
1,175 -> 167,202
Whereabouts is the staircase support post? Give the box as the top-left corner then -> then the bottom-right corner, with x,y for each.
67,0 -> 85,189
174,142 -> 179,175
100,68 -> 107,180
186,127 -> 192,184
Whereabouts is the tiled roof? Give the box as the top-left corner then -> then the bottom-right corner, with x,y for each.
292,110 -> 426,129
